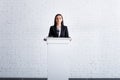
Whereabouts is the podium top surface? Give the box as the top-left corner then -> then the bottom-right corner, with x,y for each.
44,37 -> 72,44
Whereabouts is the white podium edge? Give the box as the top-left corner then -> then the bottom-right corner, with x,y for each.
44,37 -> 72,44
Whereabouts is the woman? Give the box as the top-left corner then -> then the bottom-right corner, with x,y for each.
48,14 -> 69,37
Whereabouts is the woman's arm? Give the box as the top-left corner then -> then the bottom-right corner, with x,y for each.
65,26 -> 69,37
48,26 -> 53,37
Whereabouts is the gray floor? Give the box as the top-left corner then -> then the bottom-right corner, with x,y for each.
0,78 -> 120,80
0,78 -> 47,80
69,78 -> 120,80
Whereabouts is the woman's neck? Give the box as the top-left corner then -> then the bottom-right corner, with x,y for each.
56,24 -> 61,27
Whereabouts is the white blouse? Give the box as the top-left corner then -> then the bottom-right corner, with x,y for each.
57,27 -> 61,37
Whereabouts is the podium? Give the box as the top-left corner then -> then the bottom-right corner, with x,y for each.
44,37 -> 72,80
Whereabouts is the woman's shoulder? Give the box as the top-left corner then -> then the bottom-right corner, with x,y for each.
62,25 -> 68,29
63,25 -> 67,27
51,25 -> 57,27
50,25 -> 55,28
49,25 -> 56,30
50,25 -> 68,29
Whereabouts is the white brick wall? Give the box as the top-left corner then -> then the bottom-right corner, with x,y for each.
0,0 -> 120,78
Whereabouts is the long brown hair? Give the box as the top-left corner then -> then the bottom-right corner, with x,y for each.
54,14 -> 64,26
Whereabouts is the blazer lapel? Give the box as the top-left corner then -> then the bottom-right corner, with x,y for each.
55,26 -> 58,37
60,26 -> 63,37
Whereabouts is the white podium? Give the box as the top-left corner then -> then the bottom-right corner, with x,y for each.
44,37 -> 72,80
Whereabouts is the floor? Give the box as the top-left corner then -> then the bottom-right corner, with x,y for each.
0,78 -> 120,80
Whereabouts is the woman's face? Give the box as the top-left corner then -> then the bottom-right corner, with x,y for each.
56,15 -> 63,25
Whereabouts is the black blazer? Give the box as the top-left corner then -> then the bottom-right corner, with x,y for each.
48,25 -> 69,37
